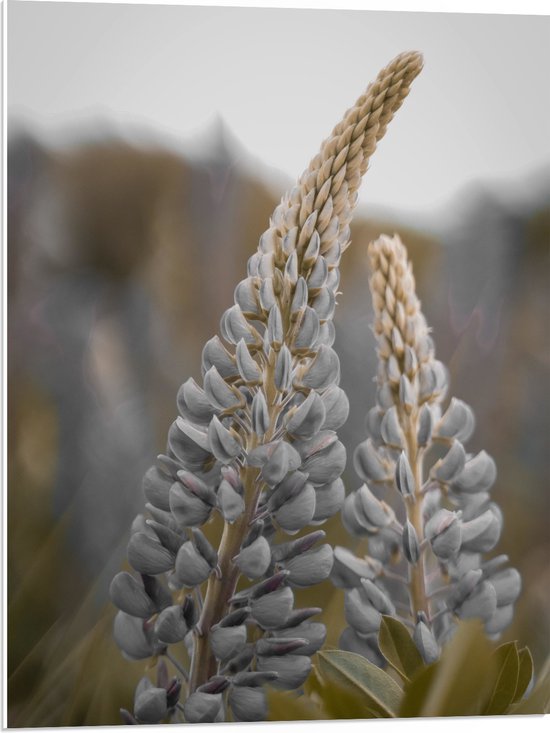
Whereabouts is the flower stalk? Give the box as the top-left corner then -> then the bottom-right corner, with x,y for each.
336,234 -> 521,666
111,53 -> 423,724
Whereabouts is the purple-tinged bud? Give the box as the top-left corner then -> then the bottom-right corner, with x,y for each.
208,415 -> 242,464
134,687 -> 167,724
250,586 -> 294,629
173,542 -> 212,588
285,544 -> 334,587
344,588 -> 382,635
113,612 -> 155,661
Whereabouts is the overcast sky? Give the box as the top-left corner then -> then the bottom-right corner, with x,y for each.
8,1 -> 550,215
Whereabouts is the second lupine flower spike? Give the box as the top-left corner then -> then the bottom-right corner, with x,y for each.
337,233 -> 521,665
112,52 -> 423,724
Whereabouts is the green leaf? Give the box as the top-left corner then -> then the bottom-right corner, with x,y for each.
483,641 -> 520,715
317,650 -> 403,717
379,615 -> 424,682
513,647 -> 534,703
514,655 -> 550,715
399,662 -> 440,717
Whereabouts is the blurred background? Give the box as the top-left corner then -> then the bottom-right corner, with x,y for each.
7,1 -> 550,726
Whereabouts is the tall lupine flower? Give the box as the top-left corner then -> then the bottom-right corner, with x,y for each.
336,234 -> 521,666
111,53 -> 423,724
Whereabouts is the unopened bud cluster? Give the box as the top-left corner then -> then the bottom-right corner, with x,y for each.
335,234 -> 521,666
111,55 -> 424,723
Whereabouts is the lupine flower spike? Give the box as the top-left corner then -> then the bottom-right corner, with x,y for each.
336,234 -> 521,665
111,53 -> 423,723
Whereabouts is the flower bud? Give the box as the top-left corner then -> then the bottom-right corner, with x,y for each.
434,441 -> 466,482
228,686 -> 268,722
222,304 -> 262,347
455,580 -> 497,621
307,254 -> 328,290
417,404 -> 433,447
127,533 -> 174,575
425,509 -> 462,560
168,419 -> 211,472
203,366 -> 245,412
202,336 -> 239,381
234,278 -> 261,318
485,604 -> 515,635
277,621 -> 326,656
210,625 -> 248,663
217,479 -> 245,523
489,567 -> 521,607
134,687 -> 167,724
413,620 -> 439,664
360,579 -> 395,615
358,484 -> 394,527
235,536 -> 271,579
250,585 -> 294,629
298,345 -> 340,390
292,307 -> 320,354
436,398 -> 475,442
402,521 -> 420,565
169,481 -> 212,527
274,482 -> 316,533
285,391 -> 326,438
320,386 -> 349,430
113,612 -> 155,661
183,692 -> 223,724
208,415 -> 242,464
155,605 -> 189,644
461,509 -> 502,553
142,466 -> 173,512
300,435 -> 346,486
173,542 -> 212,588
256,654 -> 311,690
271,346 -> 292,395
312,477 -> 345,523
251,391 -> 270,437
110,572 -> 156,619
453,451 -> 497,493
344,588 -> 381,635
235,339 -> 263,385
395,452 -> 415,497
354,439 -> 389,483
285,544 -> 334,587
290,277 -> 308,319
331,546 -> 377,588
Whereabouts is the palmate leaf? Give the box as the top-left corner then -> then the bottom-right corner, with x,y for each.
483,641 -> 520,715
378,615 -> 424,682
316,650 -> 402,718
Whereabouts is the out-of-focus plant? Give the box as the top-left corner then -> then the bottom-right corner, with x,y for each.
336,234 -> 522,662
110,52 -> 423,723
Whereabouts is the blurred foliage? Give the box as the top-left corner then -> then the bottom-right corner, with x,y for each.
7,128 -> 550,725
269,620 -> 548,720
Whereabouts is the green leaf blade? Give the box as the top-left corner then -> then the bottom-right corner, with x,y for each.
317,649 -> 403,718
483,641 -> 520,715
379,615 -> 424,682
513,647 -> 534,704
